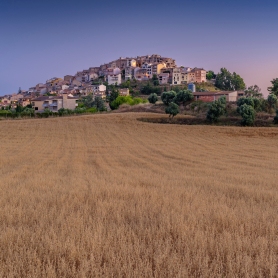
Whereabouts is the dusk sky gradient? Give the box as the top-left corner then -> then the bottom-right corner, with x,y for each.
0,0 -> 277,96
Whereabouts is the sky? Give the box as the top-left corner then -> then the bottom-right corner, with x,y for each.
0,0 -> 277,96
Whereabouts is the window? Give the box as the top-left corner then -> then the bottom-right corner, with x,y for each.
35,107 -> 38,110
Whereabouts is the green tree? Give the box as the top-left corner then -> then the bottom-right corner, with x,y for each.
267,94 -> 277,112
237,96 -> 265,112
141,83 -> 161,95
206,70 -> 216,80
174,90 -> 194,106
15,105 -> 23,113
109,87 -> 119,109
218,96 -> 227,106
268,78 -> 278,96
165,102 -> 179,118
58,108 -> 66,116
252,98 -> 264,112
94,97 -> 106,111
215,68 -> 245,91
232,72 -> 246,91
237,97 -> 254,111
244,85 -> 263,98
239,104 -> 255,126
81,94 -> 94,108
148,93 -> 158,104
161,91 -> 176,105
206,97 -> 226,123
152,74 -> 159,86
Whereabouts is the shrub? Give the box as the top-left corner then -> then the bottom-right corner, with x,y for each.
267,94 -> 277,112
174,90 -> 194,105
21,108 -> 35,117
165,102 -> 179,118
0,110 -> 12,117
236,96 -> 267,113
237,97 -> 254,108
94,97 -> 106,111
148,93 -> 158,104
252,98 -> 263,112
58,108 -> 66,117
110,96 -> 146,110
86,107 -> 98,113
75,107 -> 86,114
140,83 -> 161,95
206,97 -> 226,123
239,104 -> 255,126
161,91 -> 176,106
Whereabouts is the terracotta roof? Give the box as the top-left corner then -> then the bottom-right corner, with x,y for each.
190,68 -> 206,73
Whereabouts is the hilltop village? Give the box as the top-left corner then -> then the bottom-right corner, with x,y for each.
0,54 -> 210,112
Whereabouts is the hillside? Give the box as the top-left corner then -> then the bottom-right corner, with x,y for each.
0,113 -> 278,277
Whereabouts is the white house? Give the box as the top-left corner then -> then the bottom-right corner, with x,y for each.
62,85 -> 69,90
92,84 -> 106,92
85,73 -> 99,82
126,59 -> 136,67
172,67 -> 181,85
107,74 -> 122,85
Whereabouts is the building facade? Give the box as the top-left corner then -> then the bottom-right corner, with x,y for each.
32,94 -> 78,112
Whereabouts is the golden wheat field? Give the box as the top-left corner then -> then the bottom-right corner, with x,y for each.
0,113 -> 278,277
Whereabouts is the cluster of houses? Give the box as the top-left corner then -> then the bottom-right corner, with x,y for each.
0,54 -> 243,112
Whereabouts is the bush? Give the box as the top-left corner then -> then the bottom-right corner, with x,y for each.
21,108 -> 35,117
267,94 -> 277,112
239,104 -> 255,126
140,83 -> 161,95
174,90 -> 193,105
165,102 -> 179,118
58,108 -> 74,116
86,107 -> 98,113
161,91 -> 176,106
58,108 -> 66,116
0,110 -> 12,117
148,93 -> 158,104
206,97 -> 226,123
237,97 -> 254,108
75,107 -> 87,114
253,98 -> 263,112
110,96 -> 146,110
94,97 -> 106,111
237,96 -> 267,113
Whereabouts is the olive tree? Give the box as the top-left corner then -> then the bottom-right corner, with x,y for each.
174,90 -> 194,106
165,102 -> 179,118
148,93 -> 158,104
239,104 -> 255,126
206,96 -> 226,123
161,91 -> 176,105
267,94 -> 277,112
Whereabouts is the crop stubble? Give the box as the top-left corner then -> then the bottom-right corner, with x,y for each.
0,113 -> 278,277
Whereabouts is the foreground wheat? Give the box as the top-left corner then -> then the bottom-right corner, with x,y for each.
0,113 -> 277,277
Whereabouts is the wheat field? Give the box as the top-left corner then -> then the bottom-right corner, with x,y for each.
0,113 -> 278,277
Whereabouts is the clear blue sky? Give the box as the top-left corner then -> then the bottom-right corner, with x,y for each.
0,0 -> 277,96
